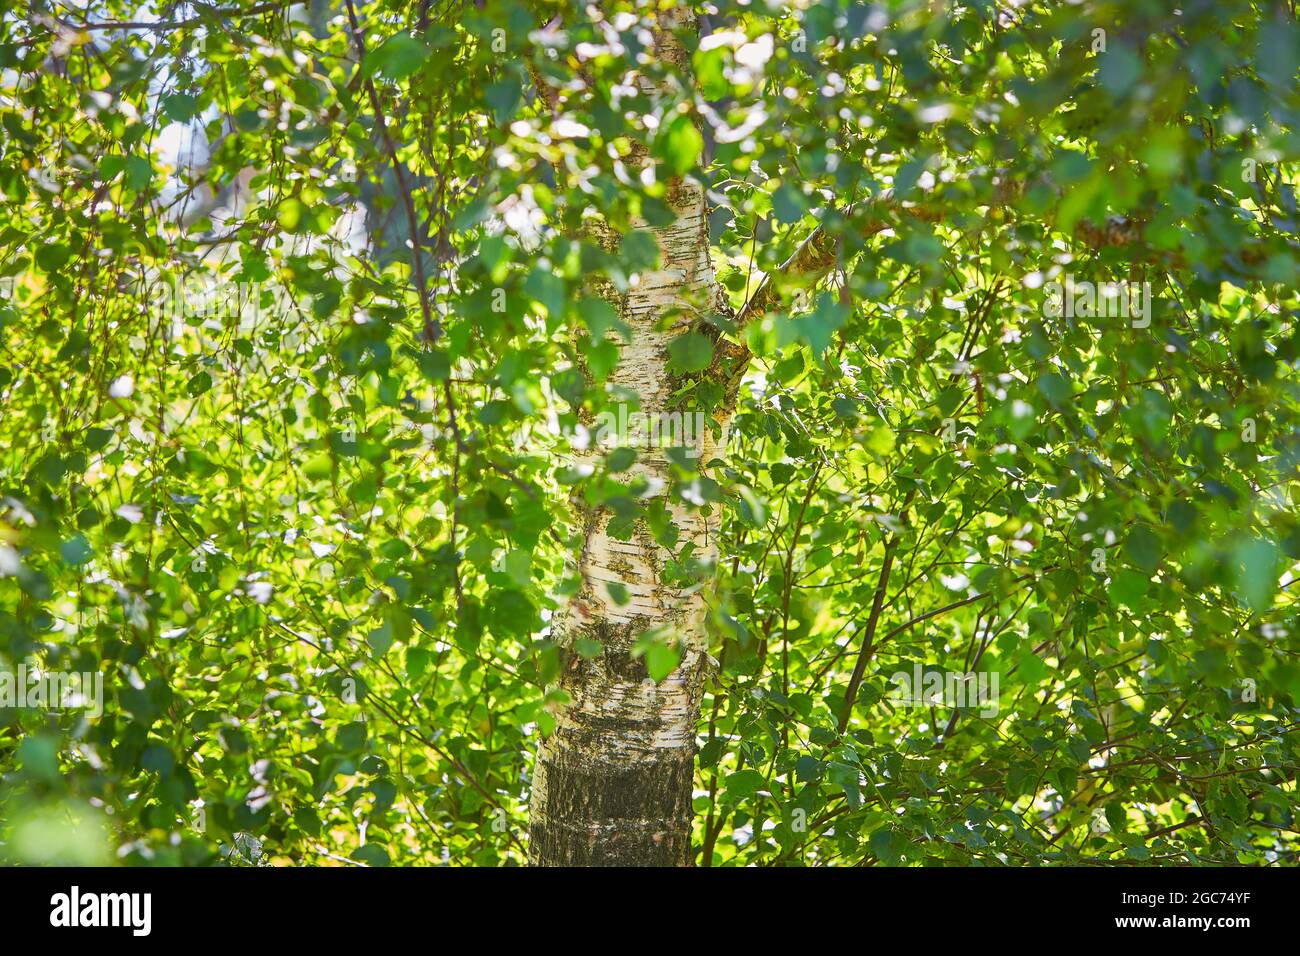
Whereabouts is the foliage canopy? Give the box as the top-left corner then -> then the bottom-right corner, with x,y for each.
1,0 -> 1299,866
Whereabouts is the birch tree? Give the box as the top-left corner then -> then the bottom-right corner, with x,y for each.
525,4 -> 731,867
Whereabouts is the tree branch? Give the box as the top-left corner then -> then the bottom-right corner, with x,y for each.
729,177 -> 1277,346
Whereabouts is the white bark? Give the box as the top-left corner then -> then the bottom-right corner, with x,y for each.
528,6 -> 730,866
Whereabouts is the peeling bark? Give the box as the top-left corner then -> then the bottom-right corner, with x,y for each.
528,6 -> 730,867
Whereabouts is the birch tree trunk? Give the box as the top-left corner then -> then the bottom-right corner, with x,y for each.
527,6 -> 731,866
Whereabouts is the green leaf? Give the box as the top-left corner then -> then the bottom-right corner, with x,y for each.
644,641 -> 680,682
485,78 -> 523,123
789,294 -> 849,355
1125,525 -> 1161,574
35,243 -> 70,272
352,844 -> 392,867
667,331 -> 713,373
1235,537 -> 1278,613
163,93 -> 200,122
60,534 -> 92,567
654,113 -> 703,176
1035,370 -> 1072,407
869,828 -> 903,864
368,32 -> 429,81
724,769 -> 766,798
1109,569 -> 1149,608
1017,648 -> 1051,685
367,619 -> 395,655
123,156 -> 153,191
